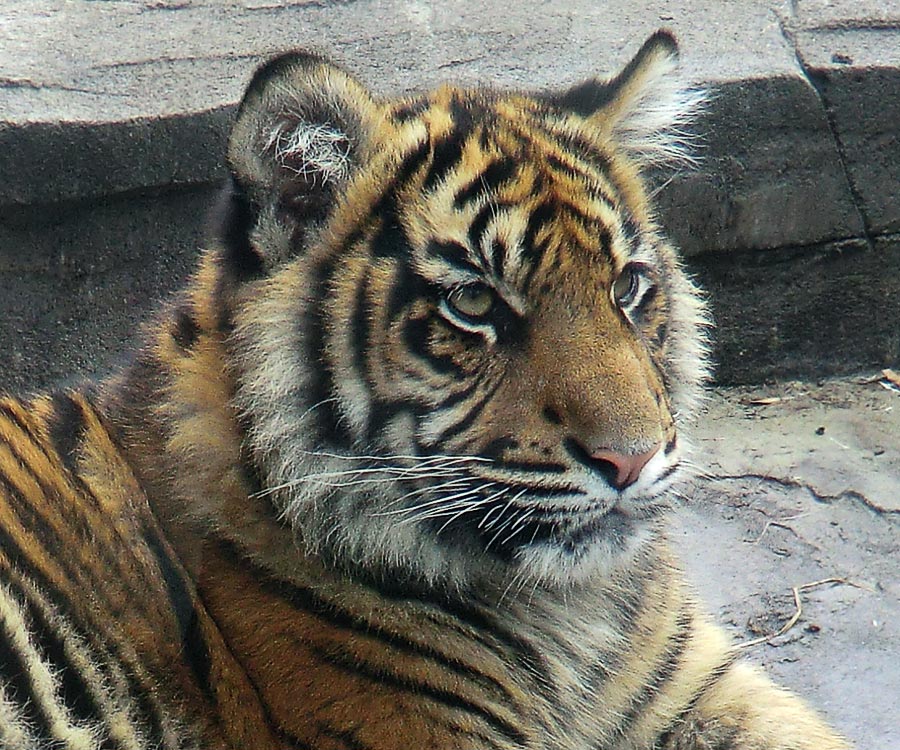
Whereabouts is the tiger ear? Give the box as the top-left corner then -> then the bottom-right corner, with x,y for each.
550,31 -> 704,166
221,51 -> 382,273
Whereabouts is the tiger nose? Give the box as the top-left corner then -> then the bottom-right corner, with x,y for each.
580,444 -> 662,489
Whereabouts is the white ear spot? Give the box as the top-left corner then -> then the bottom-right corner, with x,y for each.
265,120 -> 351,185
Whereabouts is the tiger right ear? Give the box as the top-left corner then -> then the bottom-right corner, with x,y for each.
549,31 -> 704,167
221,51 -> 383,274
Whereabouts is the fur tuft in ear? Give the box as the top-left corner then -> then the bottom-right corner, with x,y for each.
552,31 -> 705,166
221,51 -> 383,272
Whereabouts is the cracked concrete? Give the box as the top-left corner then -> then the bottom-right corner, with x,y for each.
675,376 -> 899,748
775,11 -> 878,251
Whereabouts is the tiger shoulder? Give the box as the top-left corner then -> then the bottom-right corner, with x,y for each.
0,31 -> 849,750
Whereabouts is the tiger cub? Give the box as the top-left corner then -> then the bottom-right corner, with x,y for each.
0,31 -> 848,750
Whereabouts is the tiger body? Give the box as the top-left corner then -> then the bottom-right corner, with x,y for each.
0,33 -> 847,750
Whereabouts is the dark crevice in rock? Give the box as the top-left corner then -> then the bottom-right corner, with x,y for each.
775,11 -> 876,252
708,473 -> 899,516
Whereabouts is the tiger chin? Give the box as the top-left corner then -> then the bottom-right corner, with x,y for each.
0,31 -> 849,750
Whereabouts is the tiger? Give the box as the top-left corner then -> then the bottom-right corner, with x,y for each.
0,30 -> 849,750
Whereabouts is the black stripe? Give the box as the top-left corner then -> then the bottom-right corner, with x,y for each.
0,433 -> 142,608
0,403 -> 42,447
654,652 -> 740,747
0,587 -> 57,741
142,524 -> 214,703
46,392 -> 88,479
365,399 -> 423,443
350,265 -> 373,388
374,138 -> 432,215
359,572 -> 553,696
0,457 -> 87,592
434,373 -> 485,411
217,175 -> 264,280
391,98 -> 428,124
422,96 -> 477,192
213,540 -> 521,706
423,135 -> 466,192
430,714 -> 509,750
556,197 -> 602,228
453,158 -> 517,209
172,303 -> 201,351
0,527 -> 170,749
113,652 -> 172,749
522,201 -> 555,261
4,573 -> 111,735
656,464 -> 678,484
0,400 -> 95,501
306,265 -> 353,448
386,260 -> 421,321
466,200 -> 503,254
401,316 -> 465,377
544,153 -> 590,182
480,436 -> 519,458
275,727 -> 316,750
317,724 -> 373,750
432,377 -> 504,445
314,646 -> 529,747
614,608 -> 694,740
547,128 -> 613,176
428,239 -> 483,276
489,238 -> 507,277
369,216 -> 409,260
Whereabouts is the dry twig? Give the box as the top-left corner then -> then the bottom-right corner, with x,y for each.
745,512 -> 808,545
739,577 -> 862,649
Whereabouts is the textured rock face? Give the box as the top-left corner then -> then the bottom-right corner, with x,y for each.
1,1 -> 897,391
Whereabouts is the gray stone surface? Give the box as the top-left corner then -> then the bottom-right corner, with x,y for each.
680,377 -> 900,750
0,0 -> 866,253
690,236 -> 900,383
794,27 -> 900,238
4,0 -> 899,391
0,186 -> 211,393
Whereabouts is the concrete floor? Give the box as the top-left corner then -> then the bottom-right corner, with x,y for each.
674,376 -> 899,749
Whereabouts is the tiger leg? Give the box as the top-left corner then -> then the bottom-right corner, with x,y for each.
662,661 -> 849,749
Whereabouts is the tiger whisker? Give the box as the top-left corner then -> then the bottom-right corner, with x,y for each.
394,480 -> 504,526
254,466 -> 471,498
394,487 -> 494,524
396,494 -> 488,528
297,449 -> 491,466
370,478 -> 477,516
434,495 -> 502,535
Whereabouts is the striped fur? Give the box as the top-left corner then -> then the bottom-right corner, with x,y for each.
0,32 -> 847,749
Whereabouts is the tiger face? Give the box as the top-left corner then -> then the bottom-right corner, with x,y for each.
225,32 -> 709,589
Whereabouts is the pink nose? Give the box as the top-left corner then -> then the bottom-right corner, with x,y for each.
589,445 -> 661,489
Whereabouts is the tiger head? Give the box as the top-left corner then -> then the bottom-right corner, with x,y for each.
220,32 -> 709,590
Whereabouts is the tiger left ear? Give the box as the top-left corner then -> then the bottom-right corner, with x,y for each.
220,51 -> 384,274
550,31 -> 704,166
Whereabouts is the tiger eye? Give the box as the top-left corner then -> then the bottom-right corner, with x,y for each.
612,265 -> 640,308
447,284 -> 495,320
